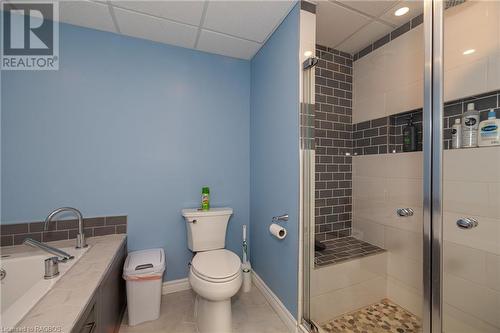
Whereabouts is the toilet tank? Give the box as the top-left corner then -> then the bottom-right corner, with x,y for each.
181,207 -> 233,252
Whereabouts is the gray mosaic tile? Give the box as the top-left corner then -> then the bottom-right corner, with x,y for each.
315,236 -> 385,267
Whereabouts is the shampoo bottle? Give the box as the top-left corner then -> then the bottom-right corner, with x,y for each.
478,109 -> 500,147
451,118 -> 462,149
403,115 -> 418,152
462,103 -> 480,148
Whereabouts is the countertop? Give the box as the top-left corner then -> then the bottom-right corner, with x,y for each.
2,234 -> 127,332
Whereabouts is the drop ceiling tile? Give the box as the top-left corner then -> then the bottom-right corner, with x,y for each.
203,0 -> 294,43
337,0 -> 398,17
113,7 -> 198,48
197,29 -> 261,60
59,1 -> 117,34
337,21 -> 393,54
317,1 -> 371,48
379,0 -> 423,26
109,1 -> 205,26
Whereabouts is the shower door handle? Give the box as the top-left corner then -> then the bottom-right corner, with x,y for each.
456,218 -> 478,229
397,208 -> 414,217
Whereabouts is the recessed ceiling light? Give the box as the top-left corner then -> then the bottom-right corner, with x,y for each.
394,7 -> 410,16
463,49 -> 476,55
304,50 -> 313,57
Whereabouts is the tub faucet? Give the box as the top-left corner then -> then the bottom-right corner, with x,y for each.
23,238 -> 74,261
45,207 -> 87,248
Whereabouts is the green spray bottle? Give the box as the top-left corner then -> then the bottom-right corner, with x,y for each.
201,187 -> 210,211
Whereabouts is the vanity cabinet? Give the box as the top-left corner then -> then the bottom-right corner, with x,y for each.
72,240 -> 127,333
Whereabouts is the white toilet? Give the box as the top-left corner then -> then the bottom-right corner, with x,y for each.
181,207 -> 242,333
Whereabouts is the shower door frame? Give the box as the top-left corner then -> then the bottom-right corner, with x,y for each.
423,0 -> 444,332
299,0 -> 446,332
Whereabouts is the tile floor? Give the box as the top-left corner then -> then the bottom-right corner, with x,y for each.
315,236 -> 386,267
119,284 -> 289,333
321,299 -> 422,333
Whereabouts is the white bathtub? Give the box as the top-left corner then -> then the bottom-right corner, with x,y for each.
0,246 -> 89,330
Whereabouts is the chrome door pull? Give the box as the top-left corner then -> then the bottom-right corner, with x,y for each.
397,208 -> 414,217
456,218 -> 478,229
272,214 -> 289,222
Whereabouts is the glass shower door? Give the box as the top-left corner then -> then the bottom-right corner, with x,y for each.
303,1 -> 426,331
440,1 -> 500,332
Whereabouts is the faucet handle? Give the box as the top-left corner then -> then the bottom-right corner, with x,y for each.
76,233 -> 87,249
44,257 -> 60,279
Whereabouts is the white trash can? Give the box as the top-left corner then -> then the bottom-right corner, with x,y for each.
123,248 -> 166,326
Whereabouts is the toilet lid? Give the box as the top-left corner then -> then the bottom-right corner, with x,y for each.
191,249 -> 241,281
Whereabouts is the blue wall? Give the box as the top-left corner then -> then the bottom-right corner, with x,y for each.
250,4 -> 300,318
1,23 -> 250,281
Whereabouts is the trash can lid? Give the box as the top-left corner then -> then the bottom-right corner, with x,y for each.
124,248 -> 165,277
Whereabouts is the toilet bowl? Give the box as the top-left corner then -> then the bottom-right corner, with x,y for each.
189,249 -> 242,333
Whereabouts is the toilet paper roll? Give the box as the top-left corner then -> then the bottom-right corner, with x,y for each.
269,223 -> 287,240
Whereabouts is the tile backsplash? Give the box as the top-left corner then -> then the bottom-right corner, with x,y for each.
0,215 -> 127,247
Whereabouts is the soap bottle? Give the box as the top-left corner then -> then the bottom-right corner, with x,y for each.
461,103 -> 480,148
403,115 -> 417,152
478,109 -> 500,147
451,118 -> 462,149
201,186 -> 210,211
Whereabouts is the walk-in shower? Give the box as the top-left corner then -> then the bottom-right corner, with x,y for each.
300,1 -> 500,332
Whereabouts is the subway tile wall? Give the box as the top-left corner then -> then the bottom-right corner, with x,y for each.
0,215 -> 127,247
353,110 -> 423,155
314,45 -> 353,241
443,91 -> 500,149
352,90 -> 500,155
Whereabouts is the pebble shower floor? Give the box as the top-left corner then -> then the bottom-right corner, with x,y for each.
321,299 -> 421,333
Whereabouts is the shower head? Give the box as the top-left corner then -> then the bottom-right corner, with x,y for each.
303,57 -> 319,70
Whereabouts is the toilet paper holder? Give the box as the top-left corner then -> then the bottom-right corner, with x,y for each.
272,214 -> 288,222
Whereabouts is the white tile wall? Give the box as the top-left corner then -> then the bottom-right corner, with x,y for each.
311,252 -> 387,297
444,303 -> 500,333
386,276 -> 422,317
353,1 -> 500,123
352,153 -> 424,315
487,52 -> 500,91
444,1 -> 500,72
310,253 -> 387,323
350,147 -> 500,331
444,274 -> 500,328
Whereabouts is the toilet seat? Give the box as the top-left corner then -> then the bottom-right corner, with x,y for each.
191,249 -> 241,283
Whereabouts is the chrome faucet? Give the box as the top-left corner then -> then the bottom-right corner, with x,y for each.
23,238 -> 74,261
45,207 -> 88,248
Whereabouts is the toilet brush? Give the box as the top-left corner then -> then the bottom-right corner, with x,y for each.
242,225 -> 251,292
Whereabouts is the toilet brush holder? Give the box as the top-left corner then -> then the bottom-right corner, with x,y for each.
242,262 -> 252,293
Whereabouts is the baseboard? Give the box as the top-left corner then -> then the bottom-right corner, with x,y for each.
162,278 -> 191,295
252,271 -> 298,332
